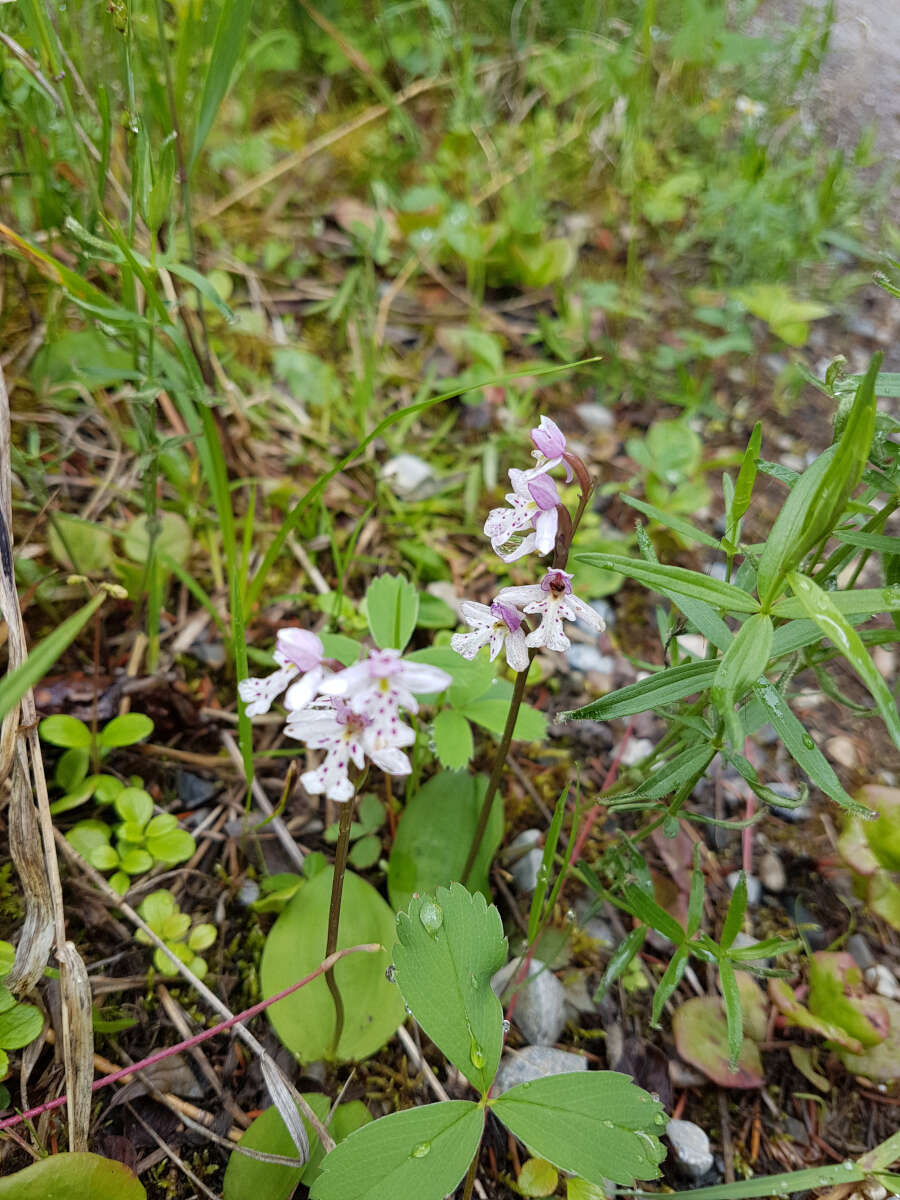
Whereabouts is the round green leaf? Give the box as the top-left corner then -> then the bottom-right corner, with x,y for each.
47,514 -> 115,574
153,947 -> 180,976
388,772 -> 502,913
117,822 -> 146,844
114,787 -> 154,827
348,834 -> 381,871
94,775 -> 125,805
39,715 -> 92,749
110,871 -> 131,895
0,986 -> 15,1014
223,1092 -> 371,1200
0,1152 -> 145,1200
55,747 -> 91,791
66,820 -> 112,860
519,1158 -> 559,1197
122,511 -> 191,567
0,1002 -> 43,1050
50,777 -> 101,816
118,848 -> 154,875
98,713 -> 154,749
146,827 -> 196,865
161,912 -> 191,941
672,996 -> 764,1087
145,813 -> 177,838
260,868 -> 403,1062
138,889 -> 177,929
90,845 -> 120,871
188,923 -> 217,952
0,940 -> 15,976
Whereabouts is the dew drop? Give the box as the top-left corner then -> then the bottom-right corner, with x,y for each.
602,1119 -> 614,1128
802,734 -> 815,750
411,1142 -> 431,1159
419,899 -> 443,936
842,1161 -> 854,1172
470,1040 -> 485,1070
385,964 -> 397,983
502,1019 -> 511,1034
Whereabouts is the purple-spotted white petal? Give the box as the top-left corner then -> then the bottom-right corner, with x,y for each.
238,628 -> 327,717
484,465 -> 561,563
450,599 -> 530,672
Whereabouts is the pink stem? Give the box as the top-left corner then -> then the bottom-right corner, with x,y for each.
0,942 -> 380,1133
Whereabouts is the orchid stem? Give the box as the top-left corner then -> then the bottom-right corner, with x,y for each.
325,798 -> 356,1060
460,657 -> 532,887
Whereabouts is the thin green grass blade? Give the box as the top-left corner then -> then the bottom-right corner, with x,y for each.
189,0 -> 254,172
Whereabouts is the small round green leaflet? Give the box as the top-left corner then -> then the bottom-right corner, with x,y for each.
392,884 -> 507,1095
223,1092 -> 371,1200
122,511 -> 191,567
0,1152 -> 145,1199
489,1073 -> 667,1187
387,772 -> 502,912
310,1100 -> 484,1200
840,998 -> 900,1081
260,868 -> 402,1062
98,713 -> 154,748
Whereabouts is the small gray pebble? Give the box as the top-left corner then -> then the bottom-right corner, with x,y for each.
759,851 -> 786,893
848,934 -> 876,971
667,1118 -> 714,1179
493,1045 -> 587,1095
566,644 -> 614,673
492,958 -> 568,1046
382,454 -> 435,499
865,964 -> 900,1001
511,848 -> 544,893
575,401 -> 616,431
727,871 -> 761,907
237,879 -> 261,907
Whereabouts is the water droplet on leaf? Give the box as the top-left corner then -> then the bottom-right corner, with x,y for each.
419,899 -> 443,936
411,1142 -> 431,1159
385,964 -> 396,983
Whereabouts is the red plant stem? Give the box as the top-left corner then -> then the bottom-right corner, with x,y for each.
0,943 -> 379,1133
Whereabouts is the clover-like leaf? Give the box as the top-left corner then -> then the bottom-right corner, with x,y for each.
39,714 -> 92,748
98,713 -> 154,749
115,787 -> 154,827
0,1152 -> 145,1200
393,884 -> 507,1094
0,1001 -> 43,1050
310,1101 -> 484,1200
490,1073 -> 667,1187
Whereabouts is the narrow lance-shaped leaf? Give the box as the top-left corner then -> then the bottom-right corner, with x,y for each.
721,871 -> 748,950
392,884 -> 507,1095
189,0 -> 254,172
756,352 -> 880,607
594,926 -> 647,1001
725,421 -> 762,548
651,945 -> 690,1027
528,785 -> 569,944
574,554 -> 761,614
718,958 -> 744,1070
786,570 -> 900,751
558,660 -> 716,723
711,613 -> 773,746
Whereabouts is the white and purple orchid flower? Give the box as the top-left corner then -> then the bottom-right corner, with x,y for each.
495,569 -> 604,653
238,628 -> 327,717
450,599 -> 529,671
484,465 -> 561,563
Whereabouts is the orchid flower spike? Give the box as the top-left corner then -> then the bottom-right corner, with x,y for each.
495,569 -> 604,653
530,414 -> 572,481
484,465 -> 561,563
285,698 -> 415,803
238,628 -> 327,717
450,599 -> 529,672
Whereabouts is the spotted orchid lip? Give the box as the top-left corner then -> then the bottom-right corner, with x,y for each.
366,649 -> 403,677
490,599 -> 523,632
276,627 -> 324,671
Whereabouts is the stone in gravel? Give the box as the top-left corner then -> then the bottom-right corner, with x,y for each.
492,958 -> 568,1046
493,1045 -> 587,1095
767,782 -> 812,823
669,1059 -> 710,1088
666,1119 -> 714,1179
575,401 -> 616,431
759,851 -> 786,893
507,829 -> 543,893
826,735 -> 858,769
381,454 -> 435,499
237,878 -> 260,907
727,870 -> 761,907
566,644 -> 614,674
177,770 -> 223,809
847,934 -> 876,972
865,964 -> 900,1002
